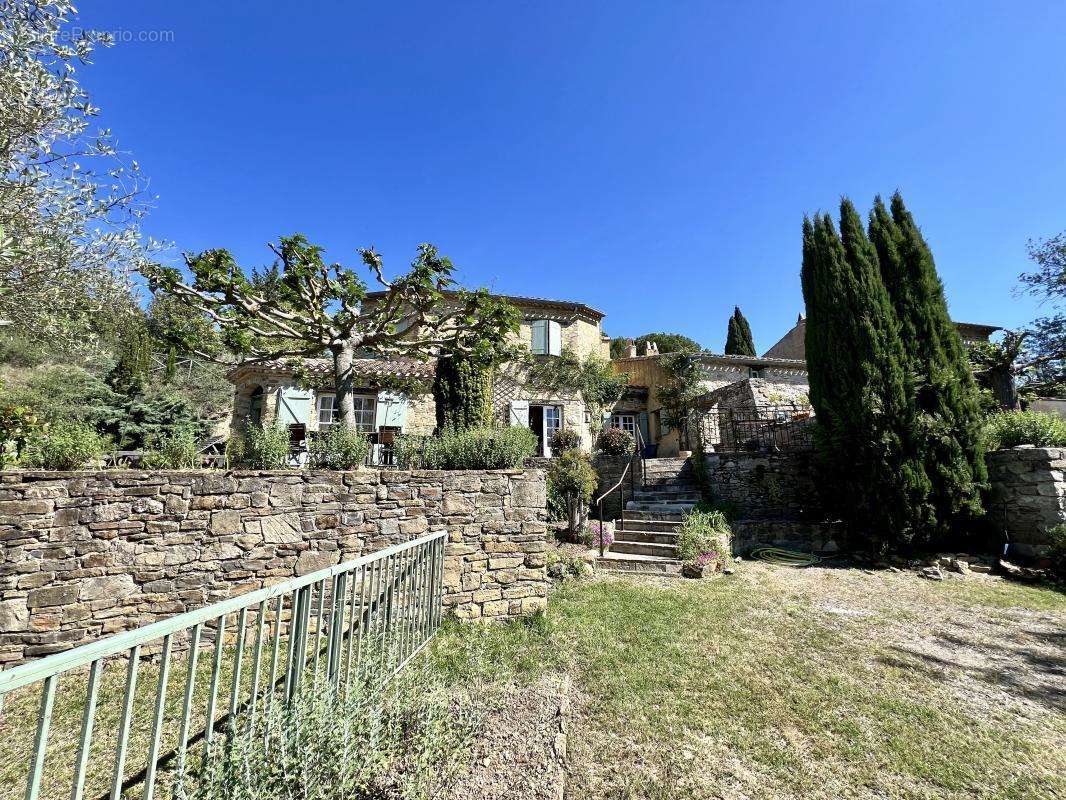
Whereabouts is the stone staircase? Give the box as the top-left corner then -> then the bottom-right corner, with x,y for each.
595,458 -> 699,575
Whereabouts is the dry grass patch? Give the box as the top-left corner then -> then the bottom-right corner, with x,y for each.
430,564 -> 1065,799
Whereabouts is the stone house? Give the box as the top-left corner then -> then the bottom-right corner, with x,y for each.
228,357 -> 438,462
227,291 -> 617,460
612,314 -> 999,457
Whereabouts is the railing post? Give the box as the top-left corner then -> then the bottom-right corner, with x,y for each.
598,498 -> 604,557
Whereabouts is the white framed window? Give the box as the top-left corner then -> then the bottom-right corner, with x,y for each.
317,394 -> 337,426
530,319 -> 562,356
543,405 -> 562,456
611,414 -> 636,435
317,394 -> 376,433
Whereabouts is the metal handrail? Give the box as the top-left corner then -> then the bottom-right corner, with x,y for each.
0,530 -> 448,800
593,426 -> 645,558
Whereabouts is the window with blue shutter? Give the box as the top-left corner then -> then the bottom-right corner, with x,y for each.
531,319 -> 562,356
531,320 -> 548,354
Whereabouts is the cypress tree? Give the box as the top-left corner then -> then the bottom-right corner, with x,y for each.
868,193 -> 986,541
724,306 -> 757,356
432,354 -> 492,432
802,201 -> 931,550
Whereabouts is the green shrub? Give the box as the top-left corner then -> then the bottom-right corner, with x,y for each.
21,422 -> 107,470
223,434 -> 245,469
309,426 -> 370,469
175,656 -> 476,800
550,428 -> 582,453
0,403 -> 40,466
140,429 -> 199,469
985,410 -> 1066,449
545,474 -> 568,522
548,450 -> 598,538
597,426 -> 634,458
676,508 -> 732,566
397,427 -> 537,470
244,424 -> 291,469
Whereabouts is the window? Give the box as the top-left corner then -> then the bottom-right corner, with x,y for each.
530,319 -> 562,356
543,406 -> 562,456
611,414 -> 636,435
748,367 -> 764,379
317,394 -> 337,426
317,394 -> 376,433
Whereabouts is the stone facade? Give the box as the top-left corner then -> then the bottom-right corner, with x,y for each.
491,302 -> 611,455
0,468 -> 547,666
986,446 -> 1065,557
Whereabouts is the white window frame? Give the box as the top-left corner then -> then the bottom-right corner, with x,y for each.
317,393 -> 377,433
542,405 -> 562,457
749,367 -> 764,379
611,414 -> 636,435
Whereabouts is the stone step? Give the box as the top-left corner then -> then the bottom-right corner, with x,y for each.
595,551 -> 682,576
633,490 -> 701,502
618,518 -> 683,533
626,500 -> 697,514
609,540 -> 678,558
615,529 -> 678,545
622,509 -> 684,523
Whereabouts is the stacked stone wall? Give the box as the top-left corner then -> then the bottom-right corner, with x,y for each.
703,450 -> 821,521
986,446 -> 1065,557
0,468 -> 547,666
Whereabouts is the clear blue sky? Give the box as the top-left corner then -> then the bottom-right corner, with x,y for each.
79,1 -> 1065,353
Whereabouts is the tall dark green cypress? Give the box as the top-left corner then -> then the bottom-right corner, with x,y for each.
432,355 -> 492,432
868,193 -> 986,541
724,306 -> 757,356
802,201 -> 931,549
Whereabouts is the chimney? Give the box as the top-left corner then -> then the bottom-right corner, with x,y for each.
626,342 -> 638,358
644,341 -> 659,356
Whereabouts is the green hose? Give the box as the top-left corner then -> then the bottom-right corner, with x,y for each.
749,546 -> 820,567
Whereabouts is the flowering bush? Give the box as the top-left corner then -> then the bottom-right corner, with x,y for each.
597,426 -> 634,458
677,508 -> 732,570
586,520 -> 614,549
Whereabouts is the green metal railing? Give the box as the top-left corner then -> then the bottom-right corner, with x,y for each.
0,530 -> 447,800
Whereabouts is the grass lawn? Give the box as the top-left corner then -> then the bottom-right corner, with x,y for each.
430,563 -> 1066,799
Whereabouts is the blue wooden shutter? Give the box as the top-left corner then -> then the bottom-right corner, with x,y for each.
531,320 -> 548,354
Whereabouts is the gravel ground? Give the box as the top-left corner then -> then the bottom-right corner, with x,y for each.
448,676 -> 569,800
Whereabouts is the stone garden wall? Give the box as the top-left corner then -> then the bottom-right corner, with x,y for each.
986,446 -> 1065,557
0,468 -> 548,666
702,450 -> 820,521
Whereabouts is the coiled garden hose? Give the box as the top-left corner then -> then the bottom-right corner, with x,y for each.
749,546 -> 820,567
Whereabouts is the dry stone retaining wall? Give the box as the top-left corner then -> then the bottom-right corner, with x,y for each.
702,450 -> 821,521
986,446 -> 1065,557
0,468 -> 547,666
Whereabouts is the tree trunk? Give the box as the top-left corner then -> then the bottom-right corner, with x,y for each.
332,342 -> 358,430
566,496 -> 588,540
988,364 -> 1020,411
